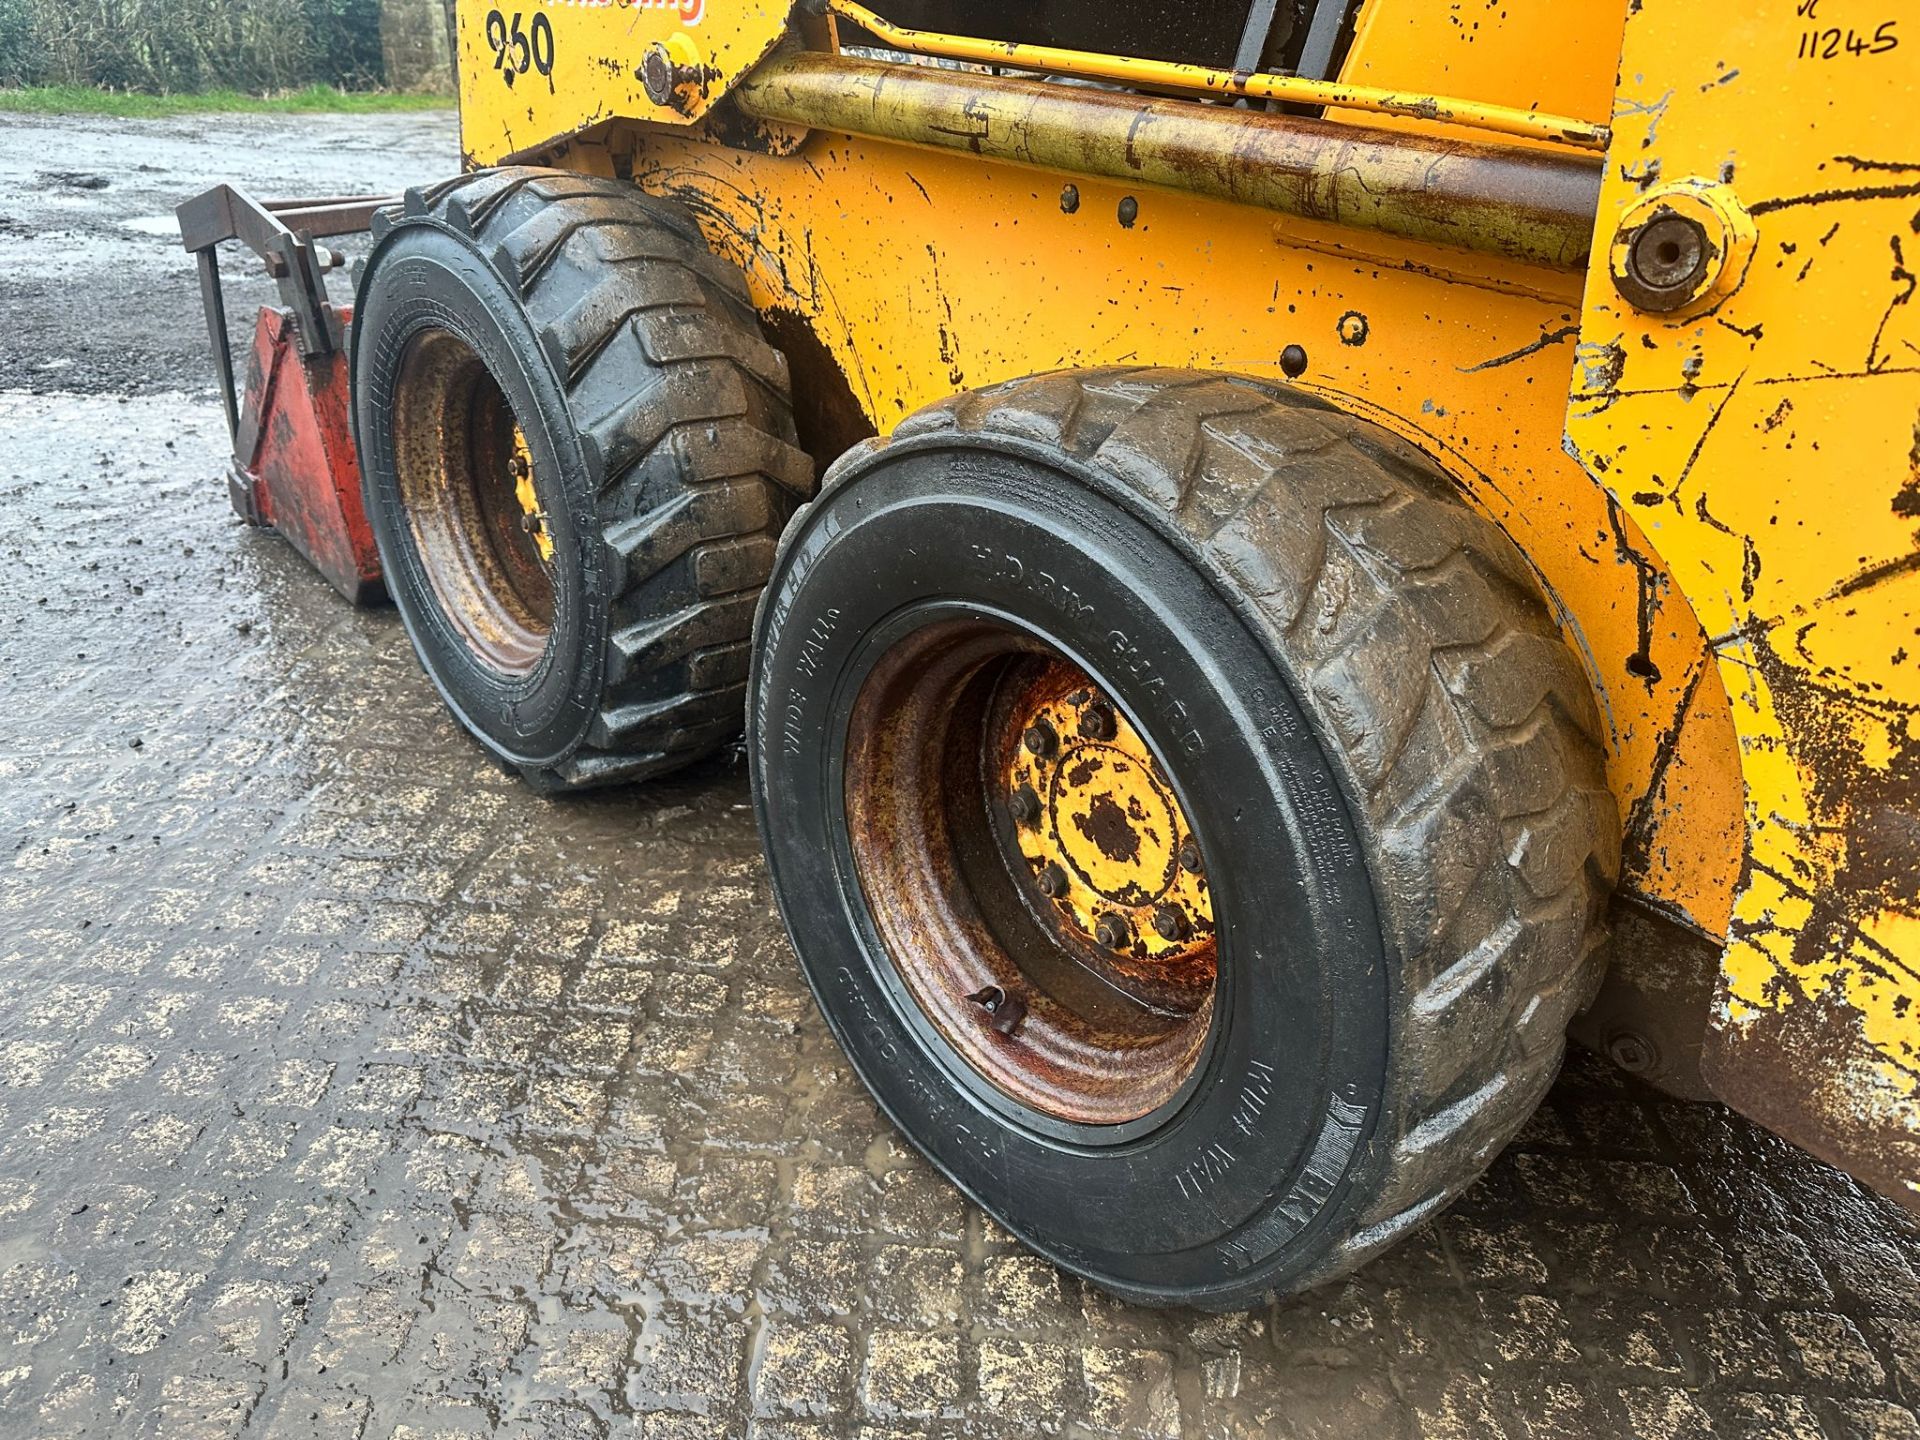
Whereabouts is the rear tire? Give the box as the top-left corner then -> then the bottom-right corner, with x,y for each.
750,368 -> 1619,1308
352,166 -> 811,789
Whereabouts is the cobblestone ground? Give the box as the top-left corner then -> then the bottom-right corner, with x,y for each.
4,120 -> 1920,1440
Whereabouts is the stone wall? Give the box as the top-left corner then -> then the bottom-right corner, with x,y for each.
381,0 -> 454,91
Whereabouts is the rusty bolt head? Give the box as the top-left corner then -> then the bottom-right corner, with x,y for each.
1616,212 -> 1711,313
640,43 -> 677,105
1178,839 -> 1205,875
1077,704 -> 1116,741
1279,343 -> 1309,378
1022,720 -> 1058,761
1008,784 -> 1041,826
1152,904 -> 1189,942
1037,862 -> 1069,898
1606,1030 -> 1659,1075
1095,912 -> 1131,949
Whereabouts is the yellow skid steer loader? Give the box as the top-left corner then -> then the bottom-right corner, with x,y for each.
179,0 -> 1919,1308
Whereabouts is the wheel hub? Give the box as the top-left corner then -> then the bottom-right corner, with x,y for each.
390,329 -> 557,675
843,624 -> 1219,1128
1003,668 -> 1214,981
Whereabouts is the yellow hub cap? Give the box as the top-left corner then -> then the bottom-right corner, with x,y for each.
1005,669 -> 1214,973
509,427 -> 553,565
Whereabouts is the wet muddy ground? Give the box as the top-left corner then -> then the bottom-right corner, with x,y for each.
3,111 -> 1920,1440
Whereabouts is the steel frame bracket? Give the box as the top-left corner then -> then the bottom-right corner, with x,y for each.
174,185 -> 395,451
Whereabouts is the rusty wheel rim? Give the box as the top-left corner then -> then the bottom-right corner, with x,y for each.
391,328 -> 555,675
845,619 -> 1218,1128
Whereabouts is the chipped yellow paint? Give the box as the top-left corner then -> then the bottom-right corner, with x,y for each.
456,0 -> 790,162
1605,180 -> 1758,319
1563,0 -> 1920,1201
500,4 -> 1744,948
1006,676 -> 1214,964
581,116 -> 1744,941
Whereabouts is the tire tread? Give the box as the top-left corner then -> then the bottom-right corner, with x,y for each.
385,166 -> 806,788
807,367 -> 1617,1301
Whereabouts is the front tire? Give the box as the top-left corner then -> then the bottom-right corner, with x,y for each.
352,167 -> 812,789
749,368 -> 1618,1308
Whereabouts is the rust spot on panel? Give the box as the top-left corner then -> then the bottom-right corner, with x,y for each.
1709,983 -> 1920,1211
1708,628 -> 1920,1212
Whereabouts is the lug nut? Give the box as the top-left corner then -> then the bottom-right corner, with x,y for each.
1037,862 -> 1069,898
1178,839 -> 1205,875
1022,720 -> 1057,761
1152,904 -> 1189,942
1008,784 -> 1041,826
1095,912 -> 1130,949
1077,704 -> 1117,741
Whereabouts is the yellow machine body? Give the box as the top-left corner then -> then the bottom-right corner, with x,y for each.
1565,3 -> 1920,1205
455,0 -> 1920,1204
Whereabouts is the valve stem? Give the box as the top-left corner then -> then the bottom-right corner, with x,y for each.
966,984 -> 1027,1036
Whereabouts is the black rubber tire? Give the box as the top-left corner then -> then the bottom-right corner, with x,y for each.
750,367 -> 1619,1308
352,166 -> 811,790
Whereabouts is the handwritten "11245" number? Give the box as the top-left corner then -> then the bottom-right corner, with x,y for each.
1796,20 -> 1899,58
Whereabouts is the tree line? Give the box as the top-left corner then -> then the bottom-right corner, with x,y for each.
0,0 -> 397,92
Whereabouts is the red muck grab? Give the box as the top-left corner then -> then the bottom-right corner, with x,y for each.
175,187 -> 395,604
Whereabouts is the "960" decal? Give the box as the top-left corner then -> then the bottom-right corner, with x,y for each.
485,9 -> 555,89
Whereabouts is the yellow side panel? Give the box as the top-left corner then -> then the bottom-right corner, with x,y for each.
457,0 -> 790,164
592,126 -> 1746,937
1564,1 -> 1920,1203
1336,0 -> 1627,147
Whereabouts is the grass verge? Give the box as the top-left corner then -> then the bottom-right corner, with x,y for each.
0,85 -> 453,117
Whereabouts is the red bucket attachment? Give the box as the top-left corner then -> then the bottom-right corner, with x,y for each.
176,186 -> 398,606
230,304 -> 381,605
